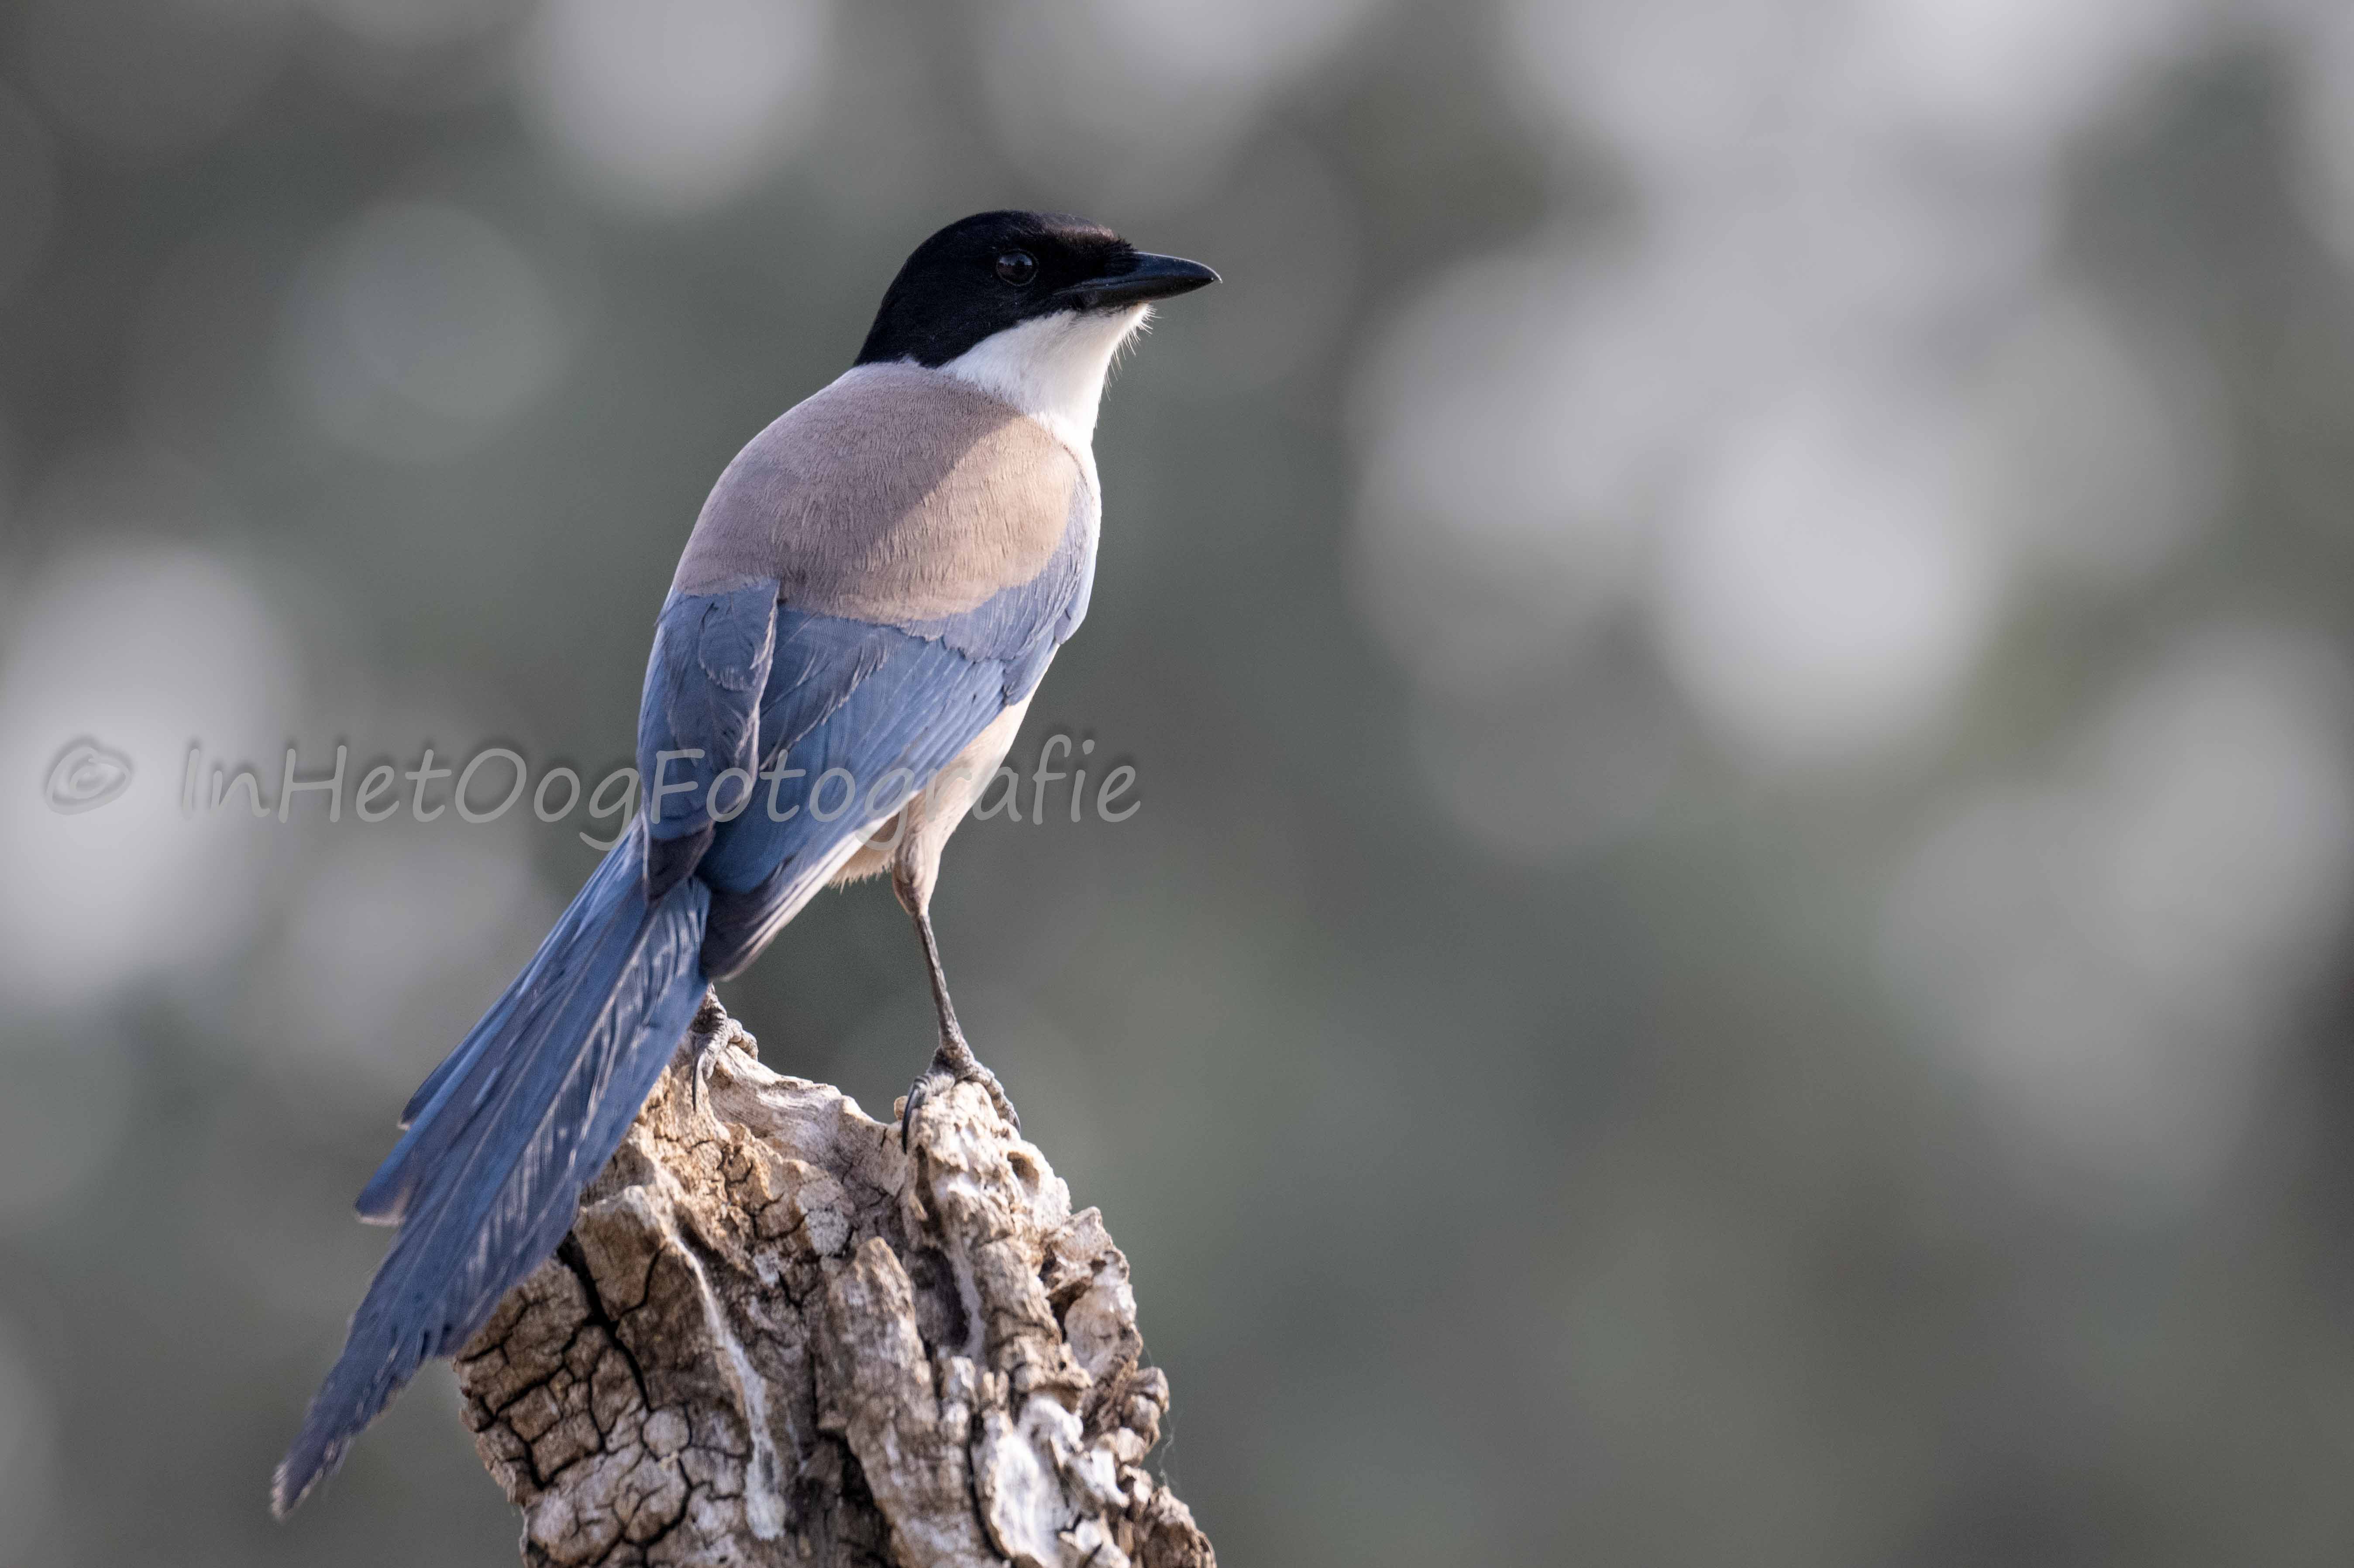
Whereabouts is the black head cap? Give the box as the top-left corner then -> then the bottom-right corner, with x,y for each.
855,210 -> 1218,368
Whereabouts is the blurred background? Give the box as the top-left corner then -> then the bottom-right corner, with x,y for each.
7,0 -> 2354,1561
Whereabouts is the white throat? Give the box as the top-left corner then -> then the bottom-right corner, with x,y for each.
935,305 -> 1149,462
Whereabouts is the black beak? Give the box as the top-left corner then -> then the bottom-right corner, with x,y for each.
1064,252 -> 1220,310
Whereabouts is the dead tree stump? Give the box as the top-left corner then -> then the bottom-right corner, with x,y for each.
453,996 -> 1215,1568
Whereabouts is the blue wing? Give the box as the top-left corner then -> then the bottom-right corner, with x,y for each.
636,579 -> 779,896
695,530 -> 1092,977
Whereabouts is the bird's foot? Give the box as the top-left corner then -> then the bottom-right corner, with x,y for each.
687,988 -> 730,1124
900,1035 -> 1020,1152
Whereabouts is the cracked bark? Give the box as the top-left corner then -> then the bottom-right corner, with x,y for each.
454,995 -> 1217,1568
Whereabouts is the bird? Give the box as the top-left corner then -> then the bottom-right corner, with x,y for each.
272,210 -> 1216,1515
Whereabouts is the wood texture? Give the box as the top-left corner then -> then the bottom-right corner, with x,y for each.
454,995 -> 1214,1568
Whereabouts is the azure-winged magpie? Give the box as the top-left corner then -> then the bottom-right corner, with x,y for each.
273,210 -> 1216,1514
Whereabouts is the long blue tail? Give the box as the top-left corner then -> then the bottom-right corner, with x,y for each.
272,821 -> 709,1515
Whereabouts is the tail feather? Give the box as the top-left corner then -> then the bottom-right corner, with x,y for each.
359,836 -> 648,1224
273,824 -> 709,1517
389,835 -> 645,1138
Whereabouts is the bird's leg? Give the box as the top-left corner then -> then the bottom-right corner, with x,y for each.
895,871 -> 1019,1148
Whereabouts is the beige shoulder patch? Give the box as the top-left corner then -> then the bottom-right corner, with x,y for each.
672,363 -> 1088,623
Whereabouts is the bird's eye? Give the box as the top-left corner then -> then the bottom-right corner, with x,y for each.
995,251 -> 1038,286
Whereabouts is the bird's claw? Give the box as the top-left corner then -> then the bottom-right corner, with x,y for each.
898,1049 -> 1020,1152
682,987 -> 732,1124
688,1021 -> 729,1124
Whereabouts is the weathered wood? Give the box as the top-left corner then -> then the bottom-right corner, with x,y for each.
454,995 -> 1215,1568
